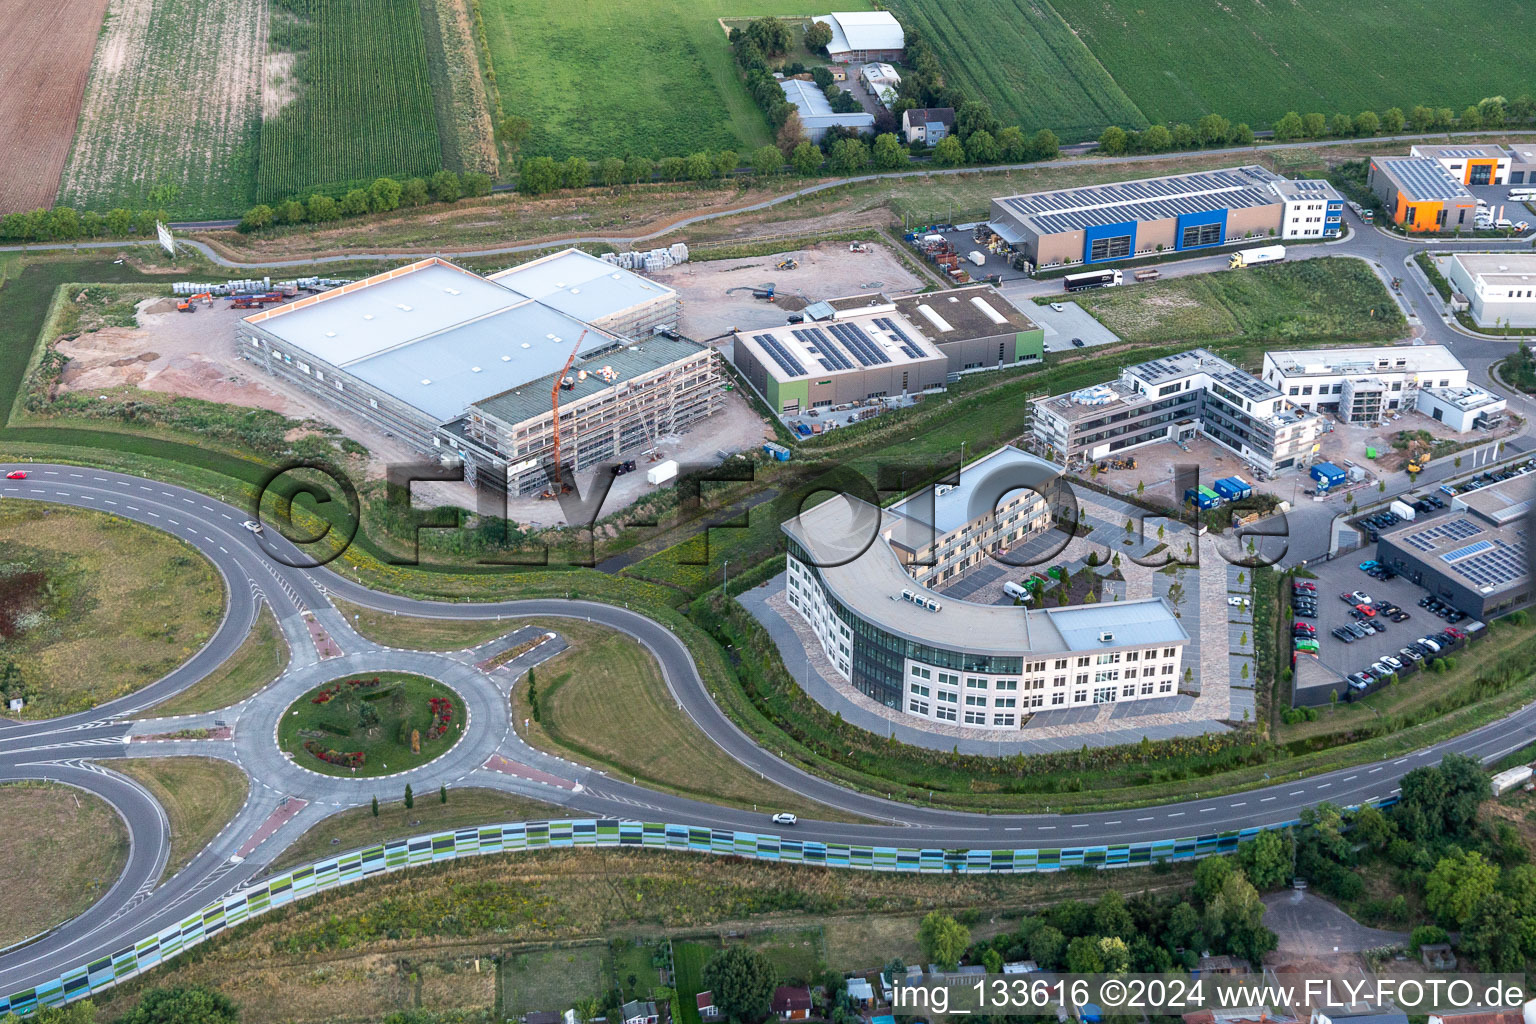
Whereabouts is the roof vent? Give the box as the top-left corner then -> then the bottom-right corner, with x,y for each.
444,287 -> 460,295
420,378 -> 432,385
611,272 -> 622,280
471,366 -> 482,373
362,314 -> 374,320
554,282 -> 565,289
396,303 -> 413,311
570,287 -> 580,294
1098,631 -> 1115,643
325,331 -> 337,338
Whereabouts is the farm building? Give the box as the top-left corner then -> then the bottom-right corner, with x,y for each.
1367,157 -> 1478,233
1260,346 -> 1471,420
778,78 -> 874,142
901,107 -> 954,145
1409,144 -> 1511,186
1446,253 -> 1536,328
1376,474 -> 1534,619
811,11 -> 904,63
860,62 -> 901,107
986,166 -> 1342,268
730,301 -> 946,416
239,250 -> 725,496
1031,348 -> 1325,476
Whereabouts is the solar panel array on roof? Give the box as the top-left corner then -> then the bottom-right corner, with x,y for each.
1210,368 -> 1281,403
999,167 -> 1281,235
1378,158 -> 1473,201
1403,518 -> 1483,552
1446,537 -> 1527,590
792,327 -> 853,371
828,321 -> 890,365
752,333 -> 806,378
1435,147 -> 1502,158
874,317 -> 924,359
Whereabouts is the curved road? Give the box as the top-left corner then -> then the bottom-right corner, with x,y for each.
4,463 -> 1536,999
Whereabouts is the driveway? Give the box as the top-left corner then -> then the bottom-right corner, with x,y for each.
1263,890 -> 1409,955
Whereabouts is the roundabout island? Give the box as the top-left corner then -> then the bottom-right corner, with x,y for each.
276,673 -> 464,778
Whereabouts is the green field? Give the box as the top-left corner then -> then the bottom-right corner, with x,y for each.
890,0 -> 1536,139
886,0 -> 1147,139
276,672 -> 464,777
479,0 -> 870,162
258,0 -> 444,201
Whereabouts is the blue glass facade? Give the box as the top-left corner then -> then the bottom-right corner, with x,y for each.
1083,220 -> 1138,264
1174,208 -> 1228,250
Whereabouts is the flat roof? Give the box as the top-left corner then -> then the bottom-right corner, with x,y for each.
886,445 -> 1060,537
1127,348 -> 1283,402
1410,144 -> 1508,160
1270,178 -> 1343,201
1508,144 -> 1536,163
244,251 -> 678,424
1422,384 -> 1505,412
892,285 -> 1039,341
1382,481 -> 1531,595
734,310 -> 943,384
1451,253 -> 1536,287
1456,473 -> 1535,527
782,493 -> 1187,656
471,333 -> 708,427
994,166 -> 1283,236
778,78 -> 874,130
1373,157 -> 1474,202
1264,345 -> 1465,376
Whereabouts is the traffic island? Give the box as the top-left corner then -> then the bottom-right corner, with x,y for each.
276,672 -> 464,778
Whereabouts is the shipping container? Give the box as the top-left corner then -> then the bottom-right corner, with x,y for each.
646,460 -> 678,485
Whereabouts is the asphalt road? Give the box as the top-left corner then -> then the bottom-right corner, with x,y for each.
4,464 -> 1536,999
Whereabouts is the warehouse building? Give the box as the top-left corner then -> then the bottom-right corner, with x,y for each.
782,478 -> 1188,731
1376,474 -> 1533,619
986,166 -> 1342,268
811,11 -> 904,63
778,78 -> 874,142
1415,385 -> 1507,432
731,303 -> 947,416
1367,157 -> 1478,233
1409,144 -> 1511,186
1260,346 -> 1471,422
1446,253 -> 1536,328
241,251 -> 725,495
1508,144 -> 1536,185
890,285 -> 1044,374
1032,349 -> 1324,476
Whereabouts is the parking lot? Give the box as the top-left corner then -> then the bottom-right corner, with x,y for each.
1290,548 -> 1472,701
1000,295 -> 1123,352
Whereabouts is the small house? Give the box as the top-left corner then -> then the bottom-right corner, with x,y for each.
846,977 -> 874,1009
1002,961 -> 1038,974
696,992 -> 721,1022
902,108 -> 955,146
1195,955 -> 1251,976
622,1001 -> 660,1024
860,63 -> 901,108
772,986 -> 813,1021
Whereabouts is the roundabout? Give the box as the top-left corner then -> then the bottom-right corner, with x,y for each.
275,672 -> 464,779
1,462 -> 1535,1015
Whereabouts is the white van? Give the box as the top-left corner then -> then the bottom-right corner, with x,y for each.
1496,218 -> 1514,230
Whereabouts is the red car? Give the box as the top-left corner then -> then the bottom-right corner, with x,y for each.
5,470 -> 27,480
1355,603 -> 1377,617
1444,627 -> 1466,639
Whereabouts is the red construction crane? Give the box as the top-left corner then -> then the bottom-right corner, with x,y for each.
546,329 -> 587,496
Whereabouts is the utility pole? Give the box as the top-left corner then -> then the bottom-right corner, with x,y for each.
722,559 -> 729,594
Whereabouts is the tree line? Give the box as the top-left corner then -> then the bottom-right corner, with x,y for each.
237,169 -> 493,232
0,206 -> 173,244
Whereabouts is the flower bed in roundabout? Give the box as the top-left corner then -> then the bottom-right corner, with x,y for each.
276,673 -> 464,778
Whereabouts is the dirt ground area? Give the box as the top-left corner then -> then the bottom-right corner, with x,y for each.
648,241 -> 926,341
1323,408 -> 1517,473
0,0 -> 110,212
502,390 -> 773,527
1083,435 -> 1256,507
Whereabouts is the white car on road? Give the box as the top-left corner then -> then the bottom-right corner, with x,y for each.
771,813 -> 798,826
242,520 -> 264,534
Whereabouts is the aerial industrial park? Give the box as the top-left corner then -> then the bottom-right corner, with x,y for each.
2,4 -> 1536,1024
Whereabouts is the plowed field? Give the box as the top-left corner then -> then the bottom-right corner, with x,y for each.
0,0 -> 111,213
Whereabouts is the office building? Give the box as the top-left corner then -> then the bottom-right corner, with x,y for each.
1415,385 -> 1507,432
985,166 -> 1342,268
1446,253 -> 1536,328
1409,144 -> 1511,185
1032,349 -> 1325,476
1260,346 -> 1471,422
1377,473 -> 1534,619
1367,157 -> 1478,232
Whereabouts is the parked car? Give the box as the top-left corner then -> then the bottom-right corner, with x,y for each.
1390,611 -> 1410,622
1347,622 -> 1370,638
1445,627 -> 1466,640
1382,655 -> 1403,670
1333,628 -> 1355,643
1359,560 -> 1379,571
1399,647 -> 1423,662
1417,637 -> 1442,653
1349,591 -> 1373,605
1292,581 -> 1317,592
1049,302 -> 1066,312
1354,603 -> 1376,617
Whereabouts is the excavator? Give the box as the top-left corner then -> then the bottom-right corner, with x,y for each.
538,330 -> 587,500
175,291 -> 212,313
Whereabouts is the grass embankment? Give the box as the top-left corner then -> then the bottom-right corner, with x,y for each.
277,673 -> 464,778
331,596 -> 515,650
1068,258 -> 1405,347
0,502 -> 225,717
115,757 -> 249,884
94,847 -> 1189,1024
141,605 -> 288,717
0,782 -> 130,947
513,618 -> 864,822
267,788 -> 568,874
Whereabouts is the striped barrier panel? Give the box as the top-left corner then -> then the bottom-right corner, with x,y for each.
1,804 -> 1394,1017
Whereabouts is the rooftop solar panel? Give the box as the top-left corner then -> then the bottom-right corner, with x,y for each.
1442,539 -> 1494,563
1377,158 -> 1473,201
874,317 -> 924,359
752,333 -> 806,378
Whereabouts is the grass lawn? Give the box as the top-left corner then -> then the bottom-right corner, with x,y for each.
479,0 -> 871,162
500,945 -> 607,1016
331,596 -> 516,650
1068,257 -> 1404,348
0,502 -> 225,717
513,618 -> 865,822
276,672 -> 464,778
115,756 -> 249,883
672,940 -> 713,1024
610,938 -> 665,1004
0,782 -> 129,947
140,605 -> 288,717
1055,0 -> 1536,131
267,787 -> 567,873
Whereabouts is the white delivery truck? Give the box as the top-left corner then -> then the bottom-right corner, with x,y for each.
646,459 -> 678,486
1228,244 -> 1286,269
967,250 -> 987,266
1389,499 -> 1416,521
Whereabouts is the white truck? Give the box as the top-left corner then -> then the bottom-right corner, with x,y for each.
967,250 -> 987,267
1228,244 -> 1286,269
646,460 -> 678,485
1389,499 -> 1416,521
